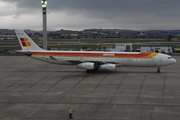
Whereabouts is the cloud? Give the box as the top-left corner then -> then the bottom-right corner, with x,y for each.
1,0 -> 180,30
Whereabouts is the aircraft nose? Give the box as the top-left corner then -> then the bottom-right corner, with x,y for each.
173,59 -> 177,63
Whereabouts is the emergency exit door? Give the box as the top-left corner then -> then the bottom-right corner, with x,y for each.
159,55 -> 163,62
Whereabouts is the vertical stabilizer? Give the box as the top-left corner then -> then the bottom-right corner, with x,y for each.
15,29 -> 44,51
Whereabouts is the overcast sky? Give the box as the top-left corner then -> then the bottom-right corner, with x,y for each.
0,0 -> 180,31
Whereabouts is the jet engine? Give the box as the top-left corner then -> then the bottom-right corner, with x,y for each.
100,64 -> 116,71
78,62 -> 95,70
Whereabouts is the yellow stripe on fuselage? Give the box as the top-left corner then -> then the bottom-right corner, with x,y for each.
144,53 -> 158,58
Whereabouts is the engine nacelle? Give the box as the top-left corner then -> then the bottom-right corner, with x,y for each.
100,64 -> 116,71
78,62 -> 95,70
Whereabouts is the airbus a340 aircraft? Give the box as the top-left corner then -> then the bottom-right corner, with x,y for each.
15,30 -> 176,73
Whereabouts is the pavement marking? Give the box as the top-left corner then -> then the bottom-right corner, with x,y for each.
89,89 -> 180,120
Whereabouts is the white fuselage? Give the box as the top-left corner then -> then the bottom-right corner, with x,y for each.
25,51 -> 176,67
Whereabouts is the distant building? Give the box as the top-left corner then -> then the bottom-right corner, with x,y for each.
101,45 -> 113,51
0,35 -> 16,40
108,43 -> 132,52
141,47 -> 172,54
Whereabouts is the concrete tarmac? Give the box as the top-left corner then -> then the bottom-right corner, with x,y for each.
0,56 -> 180,120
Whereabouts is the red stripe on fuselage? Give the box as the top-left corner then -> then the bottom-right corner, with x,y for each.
31,52 -> 153,58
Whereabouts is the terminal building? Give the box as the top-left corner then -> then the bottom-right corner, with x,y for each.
108,43 -> 132,52
102,43 -> 173,54
141,46 -> 173,54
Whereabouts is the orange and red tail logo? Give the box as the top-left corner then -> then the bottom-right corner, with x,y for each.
20,38 -> 31,47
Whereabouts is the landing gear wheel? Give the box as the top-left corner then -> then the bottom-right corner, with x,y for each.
94,67 -> 99,71
157,70 -> 160,73
92,70 -> 96,73
86,70 -> 96,73
157,67 -> 160,73
86,67 -> 99,73
86,70 -> 90,73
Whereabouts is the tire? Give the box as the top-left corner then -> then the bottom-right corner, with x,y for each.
157,70 -> 160,73
94,67 -> 99,71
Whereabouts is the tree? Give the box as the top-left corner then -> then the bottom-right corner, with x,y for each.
166,35 -> 173,41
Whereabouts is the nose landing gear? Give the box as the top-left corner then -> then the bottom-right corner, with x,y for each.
157,67 -> 160,73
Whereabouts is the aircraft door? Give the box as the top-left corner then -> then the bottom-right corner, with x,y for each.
153,56 -> 158,65
34,52 -> 47,61
81,54 -> 84,61
43,52 -> 49,60
147,57 -> 157,66
127,55 -> 132,61
159,54 -> 163,62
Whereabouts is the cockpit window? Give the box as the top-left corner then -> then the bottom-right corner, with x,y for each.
168,57 -> 172,59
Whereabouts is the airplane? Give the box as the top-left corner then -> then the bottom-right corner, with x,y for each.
15,29 -> 176,73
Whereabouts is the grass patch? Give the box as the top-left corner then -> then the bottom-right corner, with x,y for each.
1,38 -> 180,51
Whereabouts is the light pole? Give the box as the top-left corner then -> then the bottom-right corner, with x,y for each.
42,0 -> 47,50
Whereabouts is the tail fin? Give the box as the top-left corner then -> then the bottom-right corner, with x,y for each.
15,29 -> 44,51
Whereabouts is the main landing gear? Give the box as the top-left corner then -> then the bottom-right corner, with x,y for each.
86,70 -> 95,73
86,67 -> 99,73
157,67 -> 160,73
